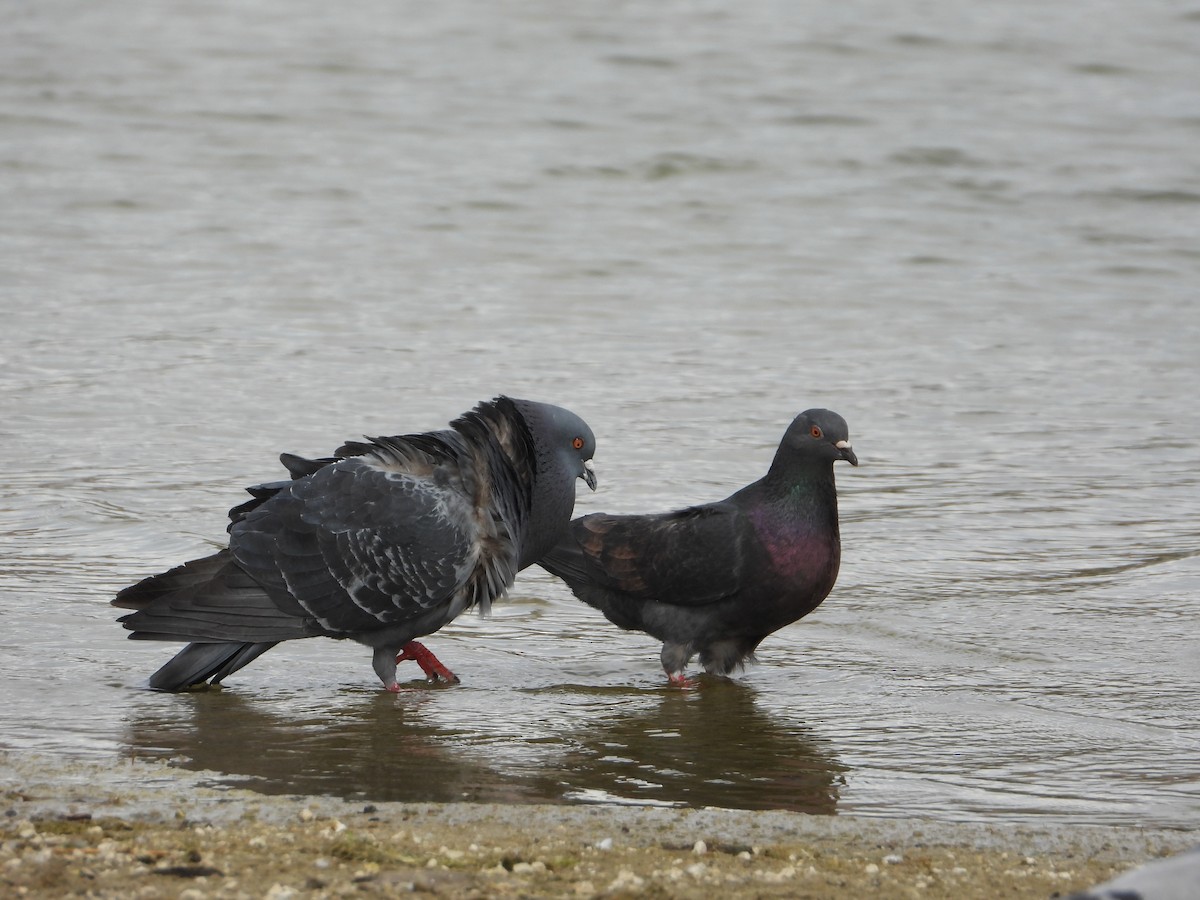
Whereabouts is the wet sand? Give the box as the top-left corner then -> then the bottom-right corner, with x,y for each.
2,751 -> 1192,898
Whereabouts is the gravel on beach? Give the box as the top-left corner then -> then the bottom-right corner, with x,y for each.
2,751 -> 1192,899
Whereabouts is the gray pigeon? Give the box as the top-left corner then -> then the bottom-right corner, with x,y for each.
1064,846 -> 1200,900
539,409 -> 856,685
114,396 -> 597,692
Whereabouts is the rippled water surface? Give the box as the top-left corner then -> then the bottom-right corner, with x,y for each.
2,1 -> 1198,828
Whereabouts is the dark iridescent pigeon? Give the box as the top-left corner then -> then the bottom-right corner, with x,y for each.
114,396 -> 597,692
539,408 -> 856,685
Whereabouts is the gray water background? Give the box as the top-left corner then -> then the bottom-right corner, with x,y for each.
2,1 -> 1198,828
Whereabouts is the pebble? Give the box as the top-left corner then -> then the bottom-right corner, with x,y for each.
758,865 -> 797,884
865,863 -> 880,875
595,837 -> 613,851
884,854 -> 904,865
608,869 -> 644,891
692,840 -> 707,855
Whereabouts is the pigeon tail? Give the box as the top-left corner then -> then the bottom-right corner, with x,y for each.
146,641 -> 277,691
114,550 -> 315,643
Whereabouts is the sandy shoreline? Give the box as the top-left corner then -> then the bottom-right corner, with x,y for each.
2,751 -> 1193,898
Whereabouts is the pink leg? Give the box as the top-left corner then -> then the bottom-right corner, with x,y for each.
666,671 -> 697,688
396,641 -> 460,684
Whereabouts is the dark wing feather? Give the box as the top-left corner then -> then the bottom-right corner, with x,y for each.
113,549 -> 314,642
545,504 -> 748,607
229,449 -> 483,635
144,641 -> 277,691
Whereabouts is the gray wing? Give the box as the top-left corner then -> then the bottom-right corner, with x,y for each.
543,504 -> 749,607
230,454 -> 492,636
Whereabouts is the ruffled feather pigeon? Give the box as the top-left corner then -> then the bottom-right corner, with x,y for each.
539,408 -> 856,685
114,396 -> 597,692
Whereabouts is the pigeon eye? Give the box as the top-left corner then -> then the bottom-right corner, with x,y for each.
572,436 -> 584,450
810,426 -> 823,439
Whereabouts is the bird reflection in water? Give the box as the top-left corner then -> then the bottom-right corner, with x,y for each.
122,681 -> 844,813
122,690 -> 559,805
557,680 -> 845,813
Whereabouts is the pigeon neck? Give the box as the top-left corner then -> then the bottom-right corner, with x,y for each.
762,456 -> 839,521
518,451 -> 573,568
766,452 -> 834,490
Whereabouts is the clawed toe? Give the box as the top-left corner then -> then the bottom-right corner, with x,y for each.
396,641 -> 460,684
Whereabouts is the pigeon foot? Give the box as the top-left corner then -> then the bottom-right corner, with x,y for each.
396,641 -> 460,684
666,671 -> 697,688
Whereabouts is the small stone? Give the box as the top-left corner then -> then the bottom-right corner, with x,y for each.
596,837 -> 613,851
737,851 -> 752,861
759,865 -> 797,884
865,863 -> 880,875
686,862 -> 707,879
512,862 -> 534,874
692,840 -> 708,855
884,854 -> 904,865
608,869 -> 644,891
298,809 -> 314,823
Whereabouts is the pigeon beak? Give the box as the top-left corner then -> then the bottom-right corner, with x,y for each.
582,459 -> 598,491
836,440 -> 859,467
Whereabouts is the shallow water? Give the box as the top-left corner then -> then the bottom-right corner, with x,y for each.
2,1 -> 1198,828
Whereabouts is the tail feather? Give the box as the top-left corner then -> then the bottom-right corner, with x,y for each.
147,641 -> 278,691
113,549 -> 313,643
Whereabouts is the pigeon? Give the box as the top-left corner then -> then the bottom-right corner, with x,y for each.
1064,845 -> 1200,900
114,396 -> 597,692
539,408 -> 856,685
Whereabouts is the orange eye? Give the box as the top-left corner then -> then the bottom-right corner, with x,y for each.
810,426 -> 823,439
572,436 -> 584,450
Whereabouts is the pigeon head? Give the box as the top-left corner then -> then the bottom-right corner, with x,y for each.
775,408 -> 858,469
511,399 -> 598,491
510,398 -> 598,568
